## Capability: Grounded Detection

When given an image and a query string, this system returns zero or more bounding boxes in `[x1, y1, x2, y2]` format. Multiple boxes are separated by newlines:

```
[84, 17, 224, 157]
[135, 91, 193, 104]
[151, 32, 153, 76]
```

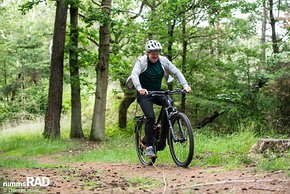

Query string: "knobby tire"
[168, 112, 194, 167]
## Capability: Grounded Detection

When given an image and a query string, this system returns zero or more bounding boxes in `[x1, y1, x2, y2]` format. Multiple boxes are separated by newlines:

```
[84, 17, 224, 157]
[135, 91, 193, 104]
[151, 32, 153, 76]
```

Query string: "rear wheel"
[135, 117, 156, 165]
[168, 112, 194, 167]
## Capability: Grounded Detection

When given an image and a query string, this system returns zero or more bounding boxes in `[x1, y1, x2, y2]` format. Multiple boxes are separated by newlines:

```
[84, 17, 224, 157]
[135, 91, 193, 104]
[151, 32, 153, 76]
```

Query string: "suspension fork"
[165, 108, 188, 142]
[177, 116, 187, 142]
[164, 107, 178, 141]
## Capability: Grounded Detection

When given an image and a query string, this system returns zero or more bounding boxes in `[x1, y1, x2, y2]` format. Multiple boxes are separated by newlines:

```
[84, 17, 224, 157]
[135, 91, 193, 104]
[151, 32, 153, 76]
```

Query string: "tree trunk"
[4, 60, 7, 85]
[90, 0, 112, 141]
[167, 20, 175, 62]
[216, 16, 221, 59]
[69, 2, 83, 138]
[166, 19, 175, 91]
[43, 0, 68, 139]
[3, 61, 8, 101]
[181, 14, 187, 113]
[118, 91, 136, 129]
[260, 0, 267, 64]
[269, 0, 279, 53]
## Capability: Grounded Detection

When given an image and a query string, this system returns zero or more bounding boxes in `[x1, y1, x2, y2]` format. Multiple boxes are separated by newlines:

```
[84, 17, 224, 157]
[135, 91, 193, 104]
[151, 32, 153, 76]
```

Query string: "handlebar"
[147, 89, 187, 96]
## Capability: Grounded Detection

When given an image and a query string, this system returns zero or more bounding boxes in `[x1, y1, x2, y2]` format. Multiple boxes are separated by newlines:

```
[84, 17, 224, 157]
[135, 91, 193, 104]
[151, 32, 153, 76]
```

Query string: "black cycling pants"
[137, 94, 169, 147]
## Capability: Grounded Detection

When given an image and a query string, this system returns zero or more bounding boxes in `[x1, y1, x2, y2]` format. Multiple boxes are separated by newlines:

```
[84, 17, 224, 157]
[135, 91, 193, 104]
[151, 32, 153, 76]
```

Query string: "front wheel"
[168, 112, 194, 167]
[135, 117, 156, 165]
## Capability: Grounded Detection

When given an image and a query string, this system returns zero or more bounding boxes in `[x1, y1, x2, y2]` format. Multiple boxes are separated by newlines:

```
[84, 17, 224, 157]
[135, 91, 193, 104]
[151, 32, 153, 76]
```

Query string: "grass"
[0, 124, 289, 173]
[60, 129, 289, 172]
[0, 130, 80, 168]
[192, 130, 258, 169]
[60, 135, 139, 163]
[127, 177, 162, 189]
[0, 134, 79, 157]
[0, 157, 57, 168]
[258, 155, 290, 172]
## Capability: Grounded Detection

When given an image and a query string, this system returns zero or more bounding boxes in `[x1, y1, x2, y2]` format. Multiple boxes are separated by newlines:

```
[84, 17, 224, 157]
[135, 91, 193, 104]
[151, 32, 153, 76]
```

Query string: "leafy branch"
[19, 0, 46, 15]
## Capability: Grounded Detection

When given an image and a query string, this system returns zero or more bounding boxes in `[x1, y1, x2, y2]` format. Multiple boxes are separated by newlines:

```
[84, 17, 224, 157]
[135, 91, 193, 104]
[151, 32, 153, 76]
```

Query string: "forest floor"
[1, 146, 289, 194]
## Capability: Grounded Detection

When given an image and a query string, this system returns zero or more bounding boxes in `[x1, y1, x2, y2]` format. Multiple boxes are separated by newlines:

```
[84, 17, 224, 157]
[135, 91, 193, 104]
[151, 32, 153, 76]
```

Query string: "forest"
[0, 0, 289, 139]
[0, 0, 289, 193]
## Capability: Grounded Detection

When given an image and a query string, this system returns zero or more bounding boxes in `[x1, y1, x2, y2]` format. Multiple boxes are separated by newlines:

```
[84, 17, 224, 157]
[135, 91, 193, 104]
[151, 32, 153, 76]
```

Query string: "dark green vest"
[139, 57, 164, 90]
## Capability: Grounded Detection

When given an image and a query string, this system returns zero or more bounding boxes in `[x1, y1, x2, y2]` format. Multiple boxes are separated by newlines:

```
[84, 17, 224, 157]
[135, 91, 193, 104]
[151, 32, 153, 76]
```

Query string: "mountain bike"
[134, 89, 194, 167]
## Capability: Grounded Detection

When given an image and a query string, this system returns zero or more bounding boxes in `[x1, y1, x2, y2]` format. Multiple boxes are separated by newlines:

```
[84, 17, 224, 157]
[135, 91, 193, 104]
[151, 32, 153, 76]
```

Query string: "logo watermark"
[1, 176, 50, 193]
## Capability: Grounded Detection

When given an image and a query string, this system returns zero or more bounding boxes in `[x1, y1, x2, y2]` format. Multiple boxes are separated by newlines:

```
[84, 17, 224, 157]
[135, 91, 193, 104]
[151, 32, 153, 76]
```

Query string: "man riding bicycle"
[127, 40, 191, 158]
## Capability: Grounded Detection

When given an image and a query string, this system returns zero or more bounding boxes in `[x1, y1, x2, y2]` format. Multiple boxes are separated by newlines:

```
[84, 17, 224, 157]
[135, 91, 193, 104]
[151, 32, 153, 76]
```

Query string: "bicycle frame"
[152, 91, 184, 144]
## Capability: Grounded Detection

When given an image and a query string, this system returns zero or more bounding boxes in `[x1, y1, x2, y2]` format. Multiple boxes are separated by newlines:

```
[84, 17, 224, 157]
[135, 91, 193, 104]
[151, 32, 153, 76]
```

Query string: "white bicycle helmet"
[145, 40, 162, 52]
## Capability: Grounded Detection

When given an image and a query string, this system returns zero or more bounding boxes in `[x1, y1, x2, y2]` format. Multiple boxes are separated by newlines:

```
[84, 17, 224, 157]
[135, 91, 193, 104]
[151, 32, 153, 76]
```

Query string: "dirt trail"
[1, 156, 289, 194]
[1, 119, 289, 193]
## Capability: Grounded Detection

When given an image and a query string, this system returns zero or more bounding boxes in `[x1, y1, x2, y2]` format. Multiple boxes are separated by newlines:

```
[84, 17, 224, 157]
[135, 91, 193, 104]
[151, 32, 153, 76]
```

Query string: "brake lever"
[181, 89, 188, 94]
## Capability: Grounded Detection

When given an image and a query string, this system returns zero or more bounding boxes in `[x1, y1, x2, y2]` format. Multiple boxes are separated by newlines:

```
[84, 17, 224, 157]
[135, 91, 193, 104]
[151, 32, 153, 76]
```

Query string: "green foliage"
[254, 52, 290, 134]
[19, 0, 44, 15]
[0, 1, 53, 124]
[0, 0, 289, 136]
[0, 80, 48, 124]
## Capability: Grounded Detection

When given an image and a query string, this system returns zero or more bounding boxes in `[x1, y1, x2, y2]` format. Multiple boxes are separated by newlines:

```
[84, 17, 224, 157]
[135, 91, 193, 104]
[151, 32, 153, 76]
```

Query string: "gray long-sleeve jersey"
[126, 54, 189, 90]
